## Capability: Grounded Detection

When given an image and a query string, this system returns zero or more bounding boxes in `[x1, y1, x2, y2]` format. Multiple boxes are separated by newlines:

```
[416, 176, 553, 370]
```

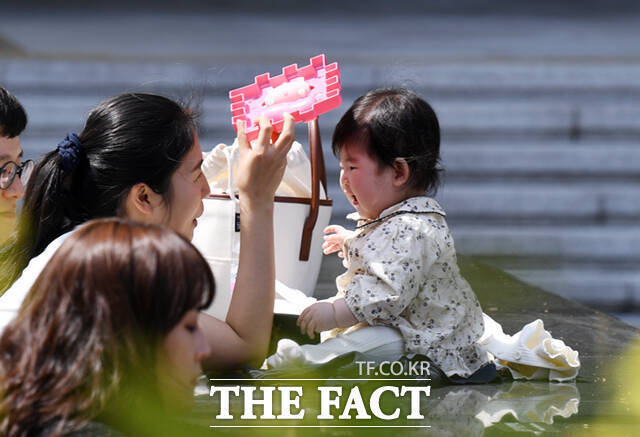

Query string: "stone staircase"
[2, 58, 640, 312]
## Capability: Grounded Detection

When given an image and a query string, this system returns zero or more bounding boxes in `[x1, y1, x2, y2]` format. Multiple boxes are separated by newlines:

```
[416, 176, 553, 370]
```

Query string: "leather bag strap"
[299, 118, 326, 260]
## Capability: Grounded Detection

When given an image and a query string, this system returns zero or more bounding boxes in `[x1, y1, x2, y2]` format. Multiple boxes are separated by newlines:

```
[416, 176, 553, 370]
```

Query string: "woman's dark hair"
[0, 218, 214, 436]
[0, 86, 27, 138]
[332, 88, 442, 194]
[0, 93, 197, 292]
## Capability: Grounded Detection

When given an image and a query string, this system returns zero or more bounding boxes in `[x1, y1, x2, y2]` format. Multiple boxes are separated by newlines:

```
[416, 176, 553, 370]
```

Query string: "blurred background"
[2, 0, 640, 325]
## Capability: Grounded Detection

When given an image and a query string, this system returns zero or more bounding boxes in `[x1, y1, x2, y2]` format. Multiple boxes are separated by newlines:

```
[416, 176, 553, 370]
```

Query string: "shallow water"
[184, 256, 640, 436]
[188, 371, 638, 436]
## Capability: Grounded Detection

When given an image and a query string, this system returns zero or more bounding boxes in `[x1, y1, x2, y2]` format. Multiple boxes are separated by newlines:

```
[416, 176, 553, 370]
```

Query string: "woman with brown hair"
[0, 218, 214, 436]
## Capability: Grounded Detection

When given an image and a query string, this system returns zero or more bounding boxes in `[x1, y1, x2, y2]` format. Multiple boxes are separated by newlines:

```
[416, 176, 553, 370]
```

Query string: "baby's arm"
[297, 298, 358, 339]
[322, 225, 355, 258]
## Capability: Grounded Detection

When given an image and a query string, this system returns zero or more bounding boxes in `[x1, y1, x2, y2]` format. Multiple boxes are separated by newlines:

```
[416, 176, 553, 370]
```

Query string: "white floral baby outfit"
[336, 196, 489, 377]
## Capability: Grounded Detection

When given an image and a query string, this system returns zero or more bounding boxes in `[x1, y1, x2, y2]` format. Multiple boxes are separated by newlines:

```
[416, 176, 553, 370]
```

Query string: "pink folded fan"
[229, 54, 342, 141]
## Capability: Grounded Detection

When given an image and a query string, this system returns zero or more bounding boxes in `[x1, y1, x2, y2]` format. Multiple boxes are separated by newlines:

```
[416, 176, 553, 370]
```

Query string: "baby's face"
[338, 142, 399, 220]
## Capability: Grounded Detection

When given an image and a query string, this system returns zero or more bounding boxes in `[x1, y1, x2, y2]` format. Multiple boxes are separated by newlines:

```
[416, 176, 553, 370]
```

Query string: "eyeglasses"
[0, 160, 35, 190]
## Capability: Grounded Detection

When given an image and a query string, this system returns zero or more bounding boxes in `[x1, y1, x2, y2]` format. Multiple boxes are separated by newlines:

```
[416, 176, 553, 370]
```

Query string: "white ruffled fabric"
[477, 314, 580, 382]
[265, 326, 405, 369]
[273, 280, 318, 315]
[202, 140, 325, 198]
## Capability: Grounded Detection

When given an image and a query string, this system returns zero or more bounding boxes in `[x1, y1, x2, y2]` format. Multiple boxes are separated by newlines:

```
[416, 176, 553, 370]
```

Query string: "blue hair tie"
[57, 132, 83, 172]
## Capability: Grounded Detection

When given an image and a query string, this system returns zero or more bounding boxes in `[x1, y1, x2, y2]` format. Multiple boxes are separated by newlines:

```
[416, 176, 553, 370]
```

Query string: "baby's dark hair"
[332, 88, 442, 194]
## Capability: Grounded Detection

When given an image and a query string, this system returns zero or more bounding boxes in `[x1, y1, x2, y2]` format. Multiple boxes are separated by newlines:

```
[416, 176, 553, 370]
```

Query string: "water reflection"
[426, 382, 580, 436]
[191, 380, 579, 436]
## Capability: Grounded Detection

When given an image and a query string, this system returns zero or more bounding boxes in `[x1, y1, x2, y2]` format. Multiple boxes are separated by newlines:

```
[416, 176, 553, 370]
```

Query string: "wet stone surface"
[191, 255, 640, 435]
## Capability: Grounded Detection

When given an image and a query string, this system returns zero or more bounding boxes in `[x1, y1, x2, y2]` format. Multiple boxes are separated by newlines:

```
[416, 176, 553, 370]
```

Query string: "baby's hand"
[322, 225, 354, 258]
[297, 302, 336, 339]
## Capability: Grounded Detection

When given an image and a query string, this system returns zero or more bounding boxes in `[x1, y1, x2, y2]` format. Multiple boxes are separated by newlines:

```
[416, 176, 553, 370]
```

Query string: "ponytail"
[0, 149, 84, 292]
[0, 93, 197, 294]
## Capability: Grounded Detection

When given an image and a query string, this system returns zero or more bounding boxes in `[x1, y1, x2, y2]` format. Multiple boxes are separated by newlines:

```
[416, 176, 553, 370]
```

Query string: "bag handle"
[299, 118, 327, 261]
[224, 146, 240, 207]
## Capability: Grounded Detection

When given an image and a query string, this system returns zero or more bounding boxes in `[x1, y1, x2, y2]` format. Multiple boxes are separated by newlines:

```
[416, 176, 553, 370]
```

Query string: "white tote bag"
[192, 120, 332, 320]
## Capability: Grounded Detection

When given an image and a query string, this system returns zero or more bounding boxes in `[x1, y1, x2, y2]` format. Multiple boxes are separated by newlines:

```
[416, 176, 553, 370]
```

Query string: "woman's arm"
[201, 115, 295, 370]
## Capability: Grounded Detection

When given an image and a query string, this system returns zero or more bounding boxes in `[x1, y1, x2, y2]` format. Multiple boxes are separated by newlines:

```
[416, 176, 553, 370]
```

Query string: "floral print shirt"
[337, 196, 488, 377]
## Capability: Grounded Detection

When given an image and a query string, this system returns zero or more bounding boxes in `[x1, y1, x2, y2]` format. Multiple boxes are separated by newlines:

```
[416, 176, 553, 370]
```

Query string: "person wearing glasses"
[0, 86, 32, 245]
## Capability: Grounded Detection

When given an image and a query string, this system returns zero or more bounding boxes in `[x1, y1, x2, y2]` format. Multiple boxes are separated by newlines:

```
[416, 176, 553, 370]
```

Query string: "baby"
[296, 88, 488, 377]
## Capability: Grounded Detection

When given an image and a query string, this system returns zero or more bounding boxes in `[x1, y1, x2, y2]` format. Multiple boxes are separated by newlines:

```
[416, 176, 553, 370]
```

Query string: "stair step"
[501, 266, 640, 308]
[6, 59, 640, 91]
[15, 87, 640, 141]
[451, 225, 640, 260]
[327, 180, 640, 220]
[322, 142, 640, 178]
[324, 219, 640, 261]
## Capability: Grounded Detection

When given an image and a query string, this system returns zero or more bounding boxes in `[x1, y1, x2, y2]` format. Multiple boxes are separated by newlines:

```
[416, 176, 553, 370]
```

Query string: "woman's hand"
[203, 114, 294, 369]
[322, 225, 354, 258]
[235, 115, 295, 208]
[297, 301, 337, 339]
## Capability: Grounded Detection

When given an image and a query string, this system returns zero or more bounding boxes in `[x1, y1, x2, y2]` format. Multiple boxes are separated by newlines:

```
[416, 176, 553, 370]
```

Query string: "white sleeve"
[0, 233, 69, 333]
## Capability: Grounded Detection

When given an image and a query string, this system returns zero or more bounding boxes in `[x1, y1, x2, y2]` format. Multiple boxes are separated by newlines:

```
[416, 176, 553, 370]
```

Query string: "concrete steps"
[448, 224, 640, 260]
[440, 143, 640, 179]
[330, 180, 640, 223]
[3, 58, 640, 311]
[7, 60, 640, 89]
[503, 265, 640, 308]
[16, 94, 640, 142]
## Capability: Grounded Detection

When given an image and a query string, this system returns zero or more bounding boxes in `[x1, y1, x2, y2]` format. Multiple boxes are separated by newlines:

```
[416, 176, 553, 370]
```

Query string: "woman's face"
[163, 133, 210, 240]
[156, 309, 211, 409]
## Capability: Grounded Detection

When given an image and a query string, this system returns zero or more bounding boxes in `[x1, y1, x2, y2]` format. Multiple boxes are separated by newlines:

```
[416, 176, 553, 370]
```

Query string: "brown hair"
[0, 218, 214, 436]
